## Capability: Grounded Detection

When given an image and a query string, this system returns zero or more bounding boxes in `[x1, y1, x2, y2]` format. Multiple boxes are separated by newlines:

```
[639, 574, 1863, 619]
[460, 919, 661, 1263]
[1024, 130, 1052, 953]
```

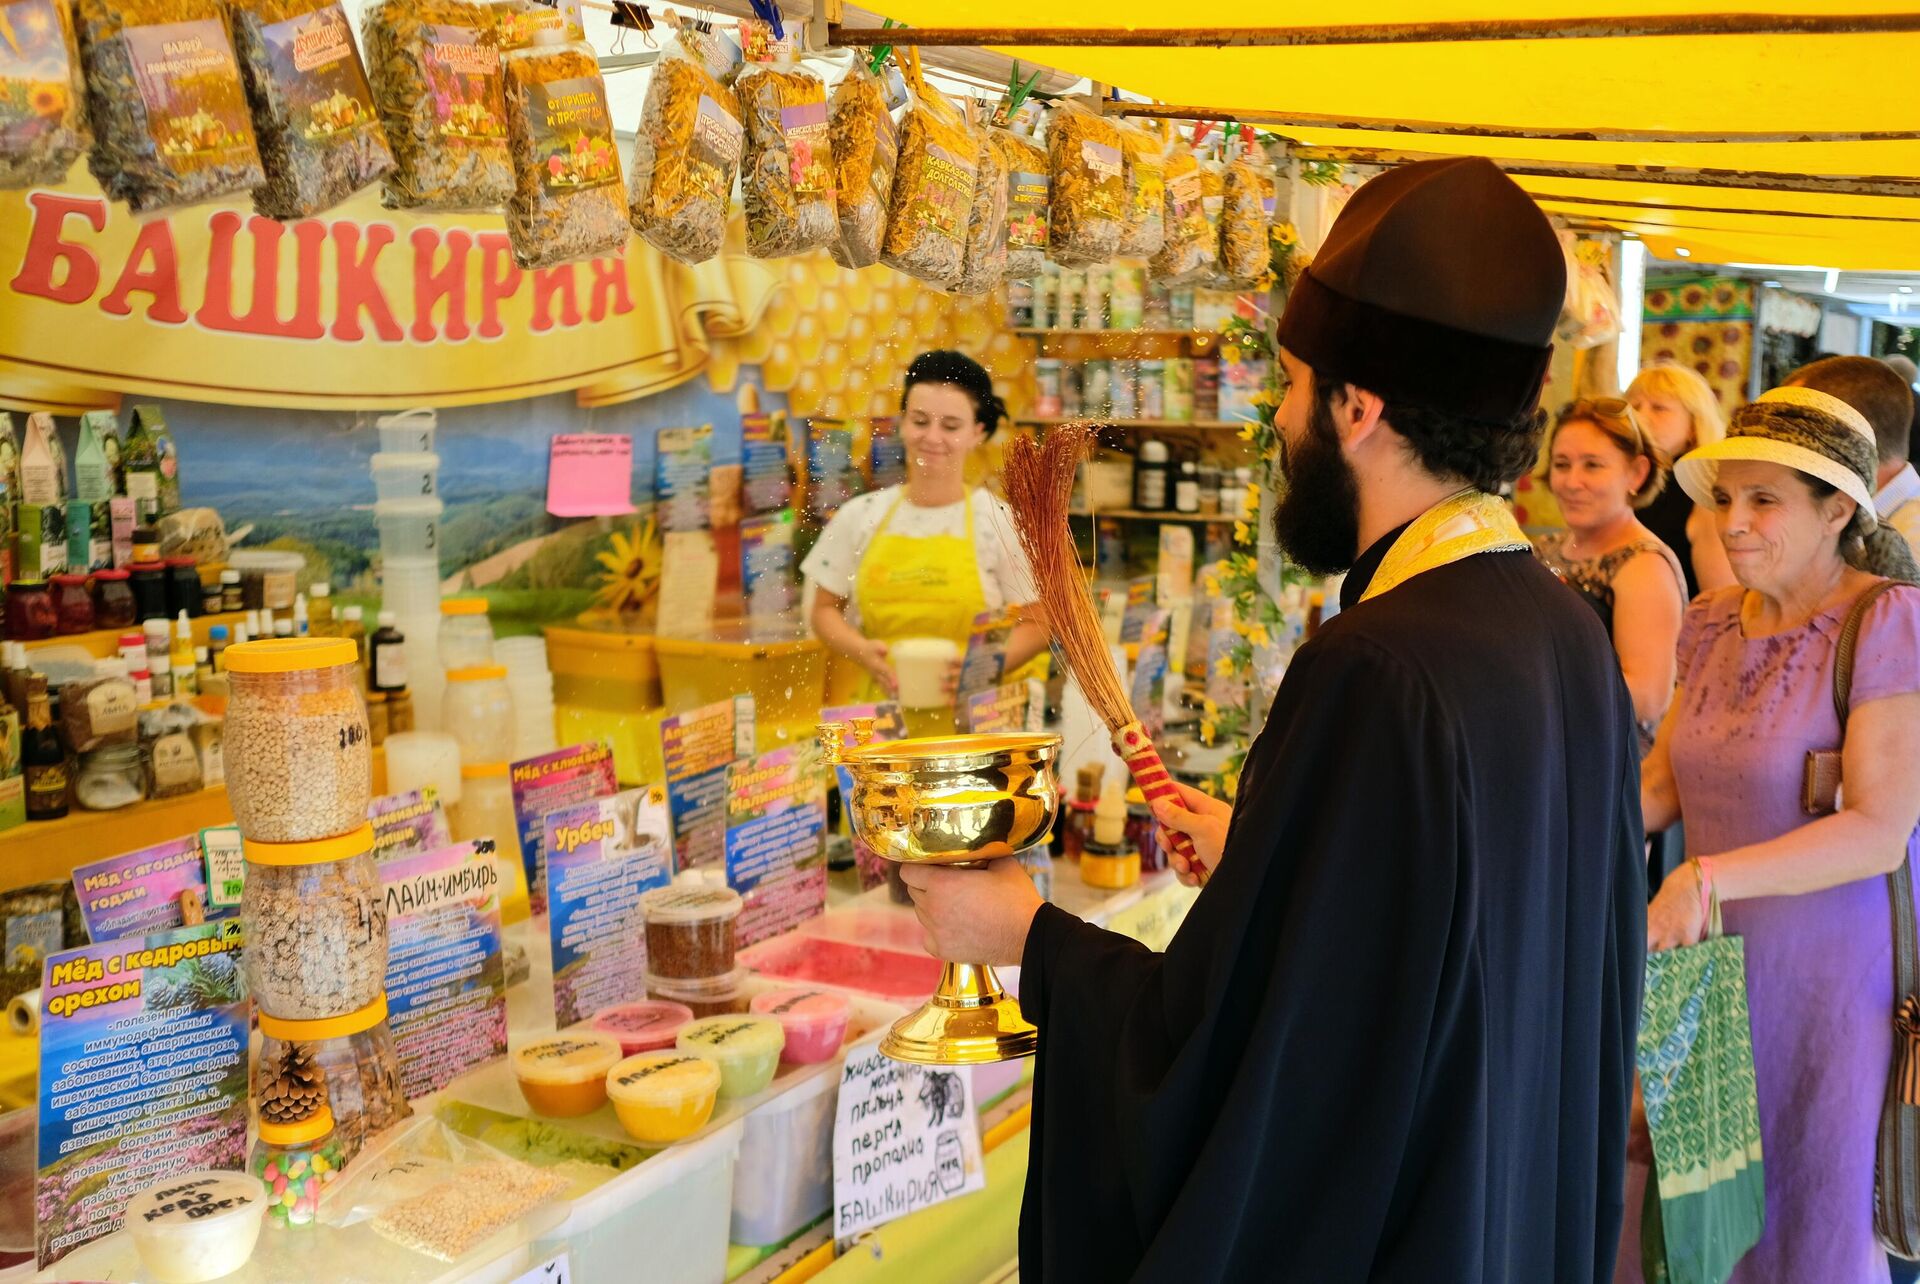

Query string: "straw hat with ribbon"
[1674, 385, 1920, 582]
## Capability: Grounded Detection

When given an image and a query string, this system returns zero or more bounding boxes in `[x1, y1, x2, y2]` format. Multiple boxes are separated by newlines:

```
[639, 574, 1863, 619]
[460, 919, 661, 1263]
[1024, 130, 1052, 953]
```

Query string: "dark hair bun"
[902, 349, 1004, 433]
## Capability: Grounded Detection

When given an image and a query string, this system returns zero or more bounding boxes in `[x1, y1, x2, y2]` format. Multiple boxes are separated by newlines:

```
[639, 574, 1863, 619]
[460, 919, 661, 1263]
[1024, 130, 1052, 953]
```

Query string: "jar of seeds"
[224, 639, 370, 842]
[241, 825, 388, 1020]
[254, 996, 411, 1166]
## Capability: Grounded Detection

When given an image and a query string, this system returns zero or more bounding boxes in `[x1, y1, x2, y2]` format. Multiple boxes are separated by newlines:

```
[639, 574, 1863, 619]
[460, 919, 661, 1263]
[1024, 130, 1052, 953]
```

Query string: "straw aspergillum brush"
[1003, 423, 1210, 885]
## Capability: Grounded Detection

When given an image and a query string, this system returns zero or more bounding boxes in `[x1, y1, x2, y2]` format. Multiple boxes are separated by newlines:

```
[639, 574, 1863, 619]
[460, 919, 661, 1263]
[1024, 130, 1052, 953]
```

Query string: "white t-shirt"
[801, 486, 1037, 628]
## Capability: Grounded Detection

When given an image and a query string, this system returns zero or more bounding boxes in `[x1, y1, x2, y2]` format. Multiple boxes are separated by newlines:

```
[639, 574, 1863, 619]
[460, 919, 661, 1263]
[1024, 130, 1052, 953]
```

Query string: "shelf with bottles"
[1018, 418, 1248, 433]
[1068, 509, 1230, 524]
[1006, 262, 1252, 336]
[19, 611, 252, 660]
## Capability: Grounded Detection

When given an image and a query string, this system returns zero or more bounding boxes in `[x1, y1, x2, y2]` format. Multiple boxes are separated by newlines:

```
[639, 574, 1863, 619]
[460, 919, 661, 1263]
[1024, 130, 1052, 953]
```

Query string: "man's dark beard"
[1271, 394, 1362, 576]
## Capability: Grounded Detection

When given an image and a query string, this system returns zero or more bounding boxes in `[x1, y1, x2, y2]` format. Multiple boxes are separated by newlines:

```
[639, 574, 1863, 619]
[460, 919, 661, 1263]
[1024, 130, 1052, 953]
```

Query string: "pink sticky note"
[547, 433, 636, 516]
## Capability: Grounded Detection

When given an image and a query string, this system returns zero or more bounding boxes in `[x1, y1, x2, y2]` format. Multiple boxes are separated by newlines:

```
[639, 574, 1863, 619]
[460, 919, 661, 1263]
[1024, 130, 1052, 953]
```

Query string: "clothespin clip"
[867, 17, 895, 74]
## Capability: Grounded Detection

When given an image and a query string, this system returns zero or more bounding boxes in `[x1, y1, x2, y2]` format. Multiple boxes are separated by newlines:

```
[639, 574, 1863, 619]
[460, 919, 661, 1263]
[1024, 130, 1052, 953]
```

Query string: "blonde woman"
[1627, 362, 1735, 596]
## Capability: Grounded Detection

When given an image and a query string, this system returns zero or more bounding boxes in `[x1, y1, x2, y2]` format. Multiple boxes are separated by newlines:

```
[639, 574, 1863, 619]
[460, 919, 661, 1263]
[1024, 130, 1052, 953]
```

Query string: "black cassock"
[1019, 532, 1646, 1282]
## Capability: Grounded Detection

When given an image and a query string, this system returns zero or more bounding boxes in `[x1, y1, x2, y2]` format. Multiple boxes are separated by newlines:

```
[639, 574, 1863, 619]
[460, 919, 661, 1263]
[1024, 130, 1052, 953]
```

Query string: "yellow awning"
[861, 2, 1920, 269]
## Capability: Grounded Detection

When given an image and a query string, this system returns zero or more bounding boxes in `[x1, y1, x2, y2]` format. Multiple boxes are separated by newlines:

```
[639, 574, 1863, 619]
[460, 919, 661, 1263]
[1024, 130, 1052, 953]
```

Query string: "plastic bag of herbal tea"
[1045, 97, 1124, 266]
[880, 51, 974, 286]
[480, 0, 581, 54]
[1115, 117, 1166, 258]
[1149, 134, 1214, 285]
[362, 0, 512, 210]
[949, 118, 1009, 296]
[826, 56, 897, 269]
[627, 22, 741, 266]
[990, 123, 1048, 279]
[501, 34, 625, 269]
[731, 23, 835, 258]
[0, 0, 91, 189]
[229, 0, 393, 219]
[1218, 133, 1276, 286]
[75, 0, 263, 213]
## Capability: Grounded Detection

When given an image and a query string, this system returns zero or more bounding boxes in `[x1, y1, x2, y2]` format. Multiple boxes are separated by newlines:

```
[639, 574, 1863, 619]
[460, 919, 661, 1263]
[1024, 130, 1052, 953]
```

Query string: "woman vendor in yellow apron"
[802, 350, 1049, 738]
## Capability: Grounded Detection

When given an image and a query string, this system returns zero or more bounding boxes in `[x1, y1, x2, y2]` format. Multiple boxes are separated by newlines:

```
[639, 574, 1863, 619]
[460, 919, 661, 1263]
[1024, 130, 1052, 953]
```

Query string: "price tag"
[512, 1250, 570, 1284]
[200, 827, 245, 910]
[831, 1035, 985, 1239]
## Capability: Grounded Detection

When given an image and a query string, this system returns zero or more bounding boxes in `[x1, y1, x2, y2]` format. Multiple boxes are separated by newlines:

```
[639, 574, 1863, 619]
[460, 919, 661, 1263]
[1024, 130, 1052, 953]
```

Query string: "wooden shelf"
[1069, 509, 1230, 524]
[1014, 328, 1216, 340]
[1017, 418, 1247, 431]
[24, 611, 252, 660]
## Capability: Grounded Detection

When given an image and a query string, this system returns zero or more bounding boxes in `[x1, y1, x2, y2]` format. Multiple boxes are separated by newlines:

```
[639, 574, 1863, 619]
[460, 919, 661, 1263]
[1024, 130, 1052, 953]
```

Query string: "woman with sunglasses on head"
[1534, 398, 1688, 755]
[1628, 361, 1737, 596]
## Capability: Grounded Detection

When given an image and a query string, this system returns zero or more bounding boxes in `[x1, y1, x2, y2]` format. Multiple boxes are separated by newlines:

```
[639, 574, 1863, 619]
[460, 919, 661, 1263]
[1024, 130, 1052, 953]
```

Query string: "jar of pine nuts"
[223, 639, 371, 842]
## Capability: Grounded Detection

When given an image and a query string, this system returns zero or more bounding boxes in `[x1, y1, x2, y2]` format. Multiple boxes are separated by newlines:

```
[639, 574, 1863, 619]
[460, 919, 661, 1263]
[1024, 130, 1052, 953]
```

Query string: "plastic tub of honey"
[511, 1034, 623, 1116]
[594, 1000, 695, 1055]
[748, 988, 851, 1064]
[125, 1170, 265, 1283]
[1080, 840, 1140, 890]
[676, 1016, 785, 1099]
[606, 1052, 722, 1145]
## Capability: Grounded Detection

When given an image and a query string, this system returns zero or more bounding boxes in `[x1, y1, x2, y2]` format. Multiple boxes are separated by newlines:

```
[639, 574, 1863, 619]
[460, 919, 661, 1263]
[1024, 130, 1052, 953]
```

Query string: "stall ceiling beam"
[827, 13, 1920, 49]
[1105, 102, 1920, 147]
[1289, 144, 1920, 198]
[1523, 190, 1920, 224]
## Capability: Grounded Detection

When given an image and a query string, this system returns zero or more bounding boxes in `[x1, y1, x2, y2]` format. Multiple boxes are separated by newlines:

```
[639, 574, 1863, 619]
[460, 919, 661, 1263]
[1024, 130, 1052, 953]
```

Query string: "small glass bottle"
[24, 678, 68, 821]
[220, 569, 244, 613]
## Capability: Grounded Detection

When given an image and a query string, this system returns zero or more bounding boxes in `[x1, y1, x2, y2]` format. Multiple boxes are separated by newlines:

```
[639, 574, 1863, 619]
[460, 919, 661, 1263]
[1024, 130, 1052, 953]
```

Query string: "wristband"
[1693, 856, 1715, 922]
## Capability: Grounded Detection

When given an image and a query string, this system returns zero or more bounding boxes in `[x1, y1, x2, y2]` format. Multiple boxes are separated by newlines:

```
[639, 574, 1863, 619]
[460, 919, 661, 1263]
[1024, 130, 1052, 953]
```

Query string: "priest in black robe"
[901, 155, 1646, 1282]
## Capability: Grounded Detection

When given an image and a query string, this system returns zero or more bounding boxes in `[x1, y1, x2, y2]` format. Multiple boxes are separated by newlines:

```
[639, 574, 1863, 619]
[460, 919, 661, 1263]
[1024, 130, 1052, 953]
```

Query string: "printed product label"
[916, 140, 969, 245]
[150, 735, 197, 790]
[123, 19, 257, 177]
[867, 110, 897, 205]
[781, 98, 829, 194]
[1080, 138, 1122, 218]
[259, 3, 377, 142]
[83, 683, 136, 739]
[5, 910, 61, 973]
[373, 640, 407, 689]
[1130, 156, 1164, 223]
[1168, 168, 1203, 235]
[424, 23, 505, 142]
[527, 75, 617, 192]
[125, 470, 158, 504]
[1006, 168, 1047, 249]
[689, 94, 742, 201]
[0, 0, 73, 157]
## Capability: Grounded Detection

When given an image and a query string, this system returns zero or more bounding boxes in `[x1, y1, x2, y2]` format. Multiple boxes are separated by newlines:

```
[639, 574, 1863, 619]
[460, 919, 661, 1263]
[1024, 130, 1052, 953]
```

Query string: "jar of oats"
[241, 825, 388, 1020]
[223, 640, 370, 842]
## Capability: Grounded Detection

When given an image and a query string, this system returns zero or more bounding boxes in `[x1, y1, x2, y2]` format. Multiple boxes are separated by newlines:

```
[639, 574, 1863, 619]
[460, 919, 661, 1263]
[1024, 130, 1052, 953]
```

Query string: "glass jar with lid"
[253, 995, 411, 1165]
[442, 665, 515, 763]
[223, 638, 370, 841]
[75, 743, 146, 811]
[438, 598, 496, 669]
[92, 569, 136, 630]
[165, 557, 202, 618]
[50, 574, 94, 634]
[250, 1107, 344, 1228]
[5, 581, 55, 640]
[128, 562, 169, 621]
[240, 825, 387, 1020]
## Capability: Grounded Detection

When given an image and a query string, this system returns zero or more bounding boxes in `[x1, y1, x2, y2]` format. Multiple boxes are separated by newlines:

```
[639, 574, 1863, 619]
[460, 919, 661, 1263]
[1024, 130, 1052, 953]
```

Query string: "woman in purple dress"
[1619, 386, 1920, 1282]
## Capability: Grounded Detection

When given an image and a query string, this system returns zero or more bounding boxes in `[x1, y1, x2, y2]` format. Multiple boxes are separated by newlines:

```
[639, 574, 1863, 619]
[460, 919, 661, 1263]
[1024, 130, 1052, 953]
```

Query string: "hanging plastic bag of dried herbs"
[826, 56, 896, 270]
[1219, 132, 1276, 286]
[1115, 117, 1166, 259]
[1046, 98, 1124, 267]
[949, 118, 1008, 296]
[1149, 133, 1214, 285]
[481, 0, 580, 54]
[501, 33, 626, 269]
[362, 0, 513, 210]
[0, 0, 91, 189]
[880, 48, 974, 286]
[990, 124, 1047, 280]
[628, 22, 740, 266]
[75, 0, 264, 214]
[732, 31, 834, 259]
[230, 0, 393, 220]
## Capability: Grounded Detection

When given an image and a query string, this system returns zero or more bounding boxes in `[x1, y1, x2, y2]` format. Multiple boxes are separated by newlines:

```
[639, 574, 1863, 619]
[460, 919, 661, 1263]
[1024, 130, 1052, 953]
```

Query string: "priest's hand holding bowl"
[1151, 782, 1232, 888]
[899, 859, 1043, 967]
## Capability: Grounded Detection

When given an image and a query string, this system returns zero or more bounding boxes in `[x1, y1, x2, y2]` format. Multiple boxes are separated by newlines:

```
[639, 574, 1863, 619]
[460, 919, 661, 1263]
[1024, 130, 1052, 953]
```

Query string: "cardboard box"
[16, 503, 67, 581]
[110, 497, 136, 569]
[67, 500, 112, 572]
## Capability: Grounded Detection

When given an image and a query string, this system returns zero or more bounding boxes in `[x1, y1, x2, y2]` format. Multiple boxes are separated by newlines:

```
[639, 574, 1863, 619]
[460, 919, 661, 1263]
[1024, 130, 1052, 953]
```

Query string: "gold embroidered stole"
[1358, 490, 1530, 604]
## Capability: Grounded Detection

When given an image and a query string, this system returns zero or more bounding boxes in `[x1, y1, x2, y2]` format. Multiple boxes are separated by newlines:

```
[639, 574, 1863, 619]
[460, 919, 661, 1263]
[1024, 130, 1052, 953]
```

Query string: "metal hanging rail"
[825, 13, 1920, 49]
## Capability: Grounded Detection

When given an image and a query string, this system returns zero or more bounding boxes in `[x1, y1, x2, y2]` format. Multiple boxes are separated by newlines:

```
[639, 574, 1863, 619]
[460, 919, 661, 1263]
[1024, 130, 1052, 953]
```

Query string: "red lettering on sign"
[411, 227, 471, 343]
[331, 223, 402, 342]
[9, 192, 106, 304]
[100, 219, 186, 324]
[477, 232, 519, 340]
[529, 264, 580, 333]
[197, 215, 326, 339]
[587, 254, 632, 322]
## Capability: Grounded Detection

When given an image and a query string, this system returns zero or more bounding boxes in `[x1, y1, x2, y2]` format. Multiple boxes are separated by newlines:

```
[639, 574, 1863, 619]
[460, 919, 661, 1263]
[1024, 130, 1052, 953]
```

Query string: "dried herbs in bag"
[230, 0, 393, 219]
[1219, 135, 1276, 286]
[1149, 135, 1213, 284]
[881, 51, 973, 285]
[75, 0, 263, 214]
[502, 35, 625, 269]
[627, 23, 741, 266]
[733, 37, 833, 259]
[826, 58, 895, 269]
[1116, 118, 1165, 258]
[0, 0, 90, 189]
[950, 121, 1008, 296]
[1045, 98, 1123, 266]
[481, 0, 580, 54]
[362, 0, 512, 210]
[990, 124, 1047, 280]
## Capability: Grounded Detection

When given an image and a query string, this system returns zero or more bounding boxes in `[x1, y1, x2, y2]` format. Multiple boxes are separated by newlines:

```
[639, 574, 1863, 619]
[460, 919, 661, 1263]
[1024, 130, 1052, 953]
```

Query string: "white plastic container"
[375, 496, 444, 560]
[370, 451, 439, 501]
[375, 409, 436, 454]
[380, 555, 441, 620]
[439, 598, 496, 669]
[443, 665, 516, 763]
[891, 636, 960, 709]
[729, 1064, 836, 1246]
[124, 1170, 266, 1283]
[383, 730, 463, 805]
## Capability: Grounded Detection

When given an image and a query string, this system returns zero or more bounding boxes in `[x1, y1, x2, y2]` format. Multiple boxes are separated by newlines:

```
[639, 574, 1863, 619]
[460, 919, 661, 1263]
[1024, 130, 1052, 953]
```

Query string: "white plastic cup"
[370, 451, 439, 501]
[890, 637, 960, 710]
[376, 409, 436, 454]
[384, 731, 463, 805]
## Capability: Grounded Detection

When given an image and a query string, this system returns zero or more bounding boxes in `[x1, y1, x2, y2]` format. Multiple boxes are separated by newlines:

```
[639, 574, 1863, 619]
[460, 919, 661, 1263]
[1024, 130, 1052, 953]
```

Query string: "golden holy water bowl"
[819, 726, 1061, 866]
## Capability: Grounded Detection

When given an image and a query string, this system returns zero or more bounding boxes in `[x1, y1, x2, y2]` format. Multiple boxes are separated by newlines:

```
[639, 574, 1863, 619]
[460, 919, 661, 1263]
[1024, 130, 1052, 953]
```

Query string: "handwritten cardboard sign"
[832, 1035, 985, 1239]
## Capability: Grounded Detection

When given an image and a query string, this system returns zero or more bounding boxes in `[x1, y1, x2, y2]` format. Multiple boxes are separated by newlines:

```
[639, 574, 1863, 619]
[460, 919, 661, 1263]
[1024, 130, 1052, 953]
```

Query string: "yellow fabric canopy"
[864, 1, 1920, 269]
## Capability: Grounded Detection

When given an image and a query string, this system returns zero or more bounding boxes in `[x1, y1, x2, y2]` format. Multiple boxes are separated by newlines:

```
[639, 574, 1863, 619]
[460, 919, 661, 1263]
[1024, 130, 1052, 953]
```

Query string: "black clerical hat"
[1276, 156, 1565, 422]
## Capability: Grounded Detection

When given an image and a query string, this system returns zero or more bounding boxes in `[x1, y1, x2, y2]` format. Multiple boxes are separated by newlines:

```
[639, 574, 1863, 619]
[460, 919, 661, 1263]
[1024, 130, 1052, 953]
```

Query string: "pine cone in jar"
[261, 1041, 328, 1125]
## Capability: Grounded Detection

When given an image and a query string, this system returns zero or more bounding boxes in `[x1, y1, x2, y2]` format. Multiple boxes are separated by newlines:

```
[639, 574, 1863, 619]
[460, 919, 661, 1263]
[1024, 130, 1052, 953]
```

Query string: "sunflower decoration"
[593, 515, 663, 614]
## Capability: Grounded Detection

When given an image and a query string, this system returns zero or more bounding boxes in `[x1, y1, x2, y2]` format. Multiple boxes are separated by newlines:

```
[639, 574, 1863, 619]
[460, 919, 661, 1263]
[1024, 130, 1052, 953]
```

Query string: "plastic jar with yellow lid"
[241, 825, 388, 1020]
[223, 638, 370, 841]
[254, 994, 410, 1164]
[443, 665, 516, 763]
[438, 597, 496, 670]
[250, 1107, 343, 1228]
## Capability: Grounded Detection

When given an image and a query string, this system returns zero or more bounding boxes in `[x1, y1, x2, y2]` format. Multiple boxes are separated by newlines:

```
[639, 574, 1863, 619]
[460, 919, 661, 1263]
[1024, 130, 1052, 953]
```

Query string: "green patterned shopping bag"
[1638, 926, 1766, 1284]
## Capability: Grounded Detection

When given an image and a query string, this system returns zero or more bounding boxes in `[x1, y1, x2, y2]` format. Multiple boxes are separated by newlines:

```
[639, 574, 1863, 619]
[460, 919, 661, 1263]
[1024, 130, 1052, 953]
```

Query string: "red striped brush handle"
[1112, 721, 1210, 886]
